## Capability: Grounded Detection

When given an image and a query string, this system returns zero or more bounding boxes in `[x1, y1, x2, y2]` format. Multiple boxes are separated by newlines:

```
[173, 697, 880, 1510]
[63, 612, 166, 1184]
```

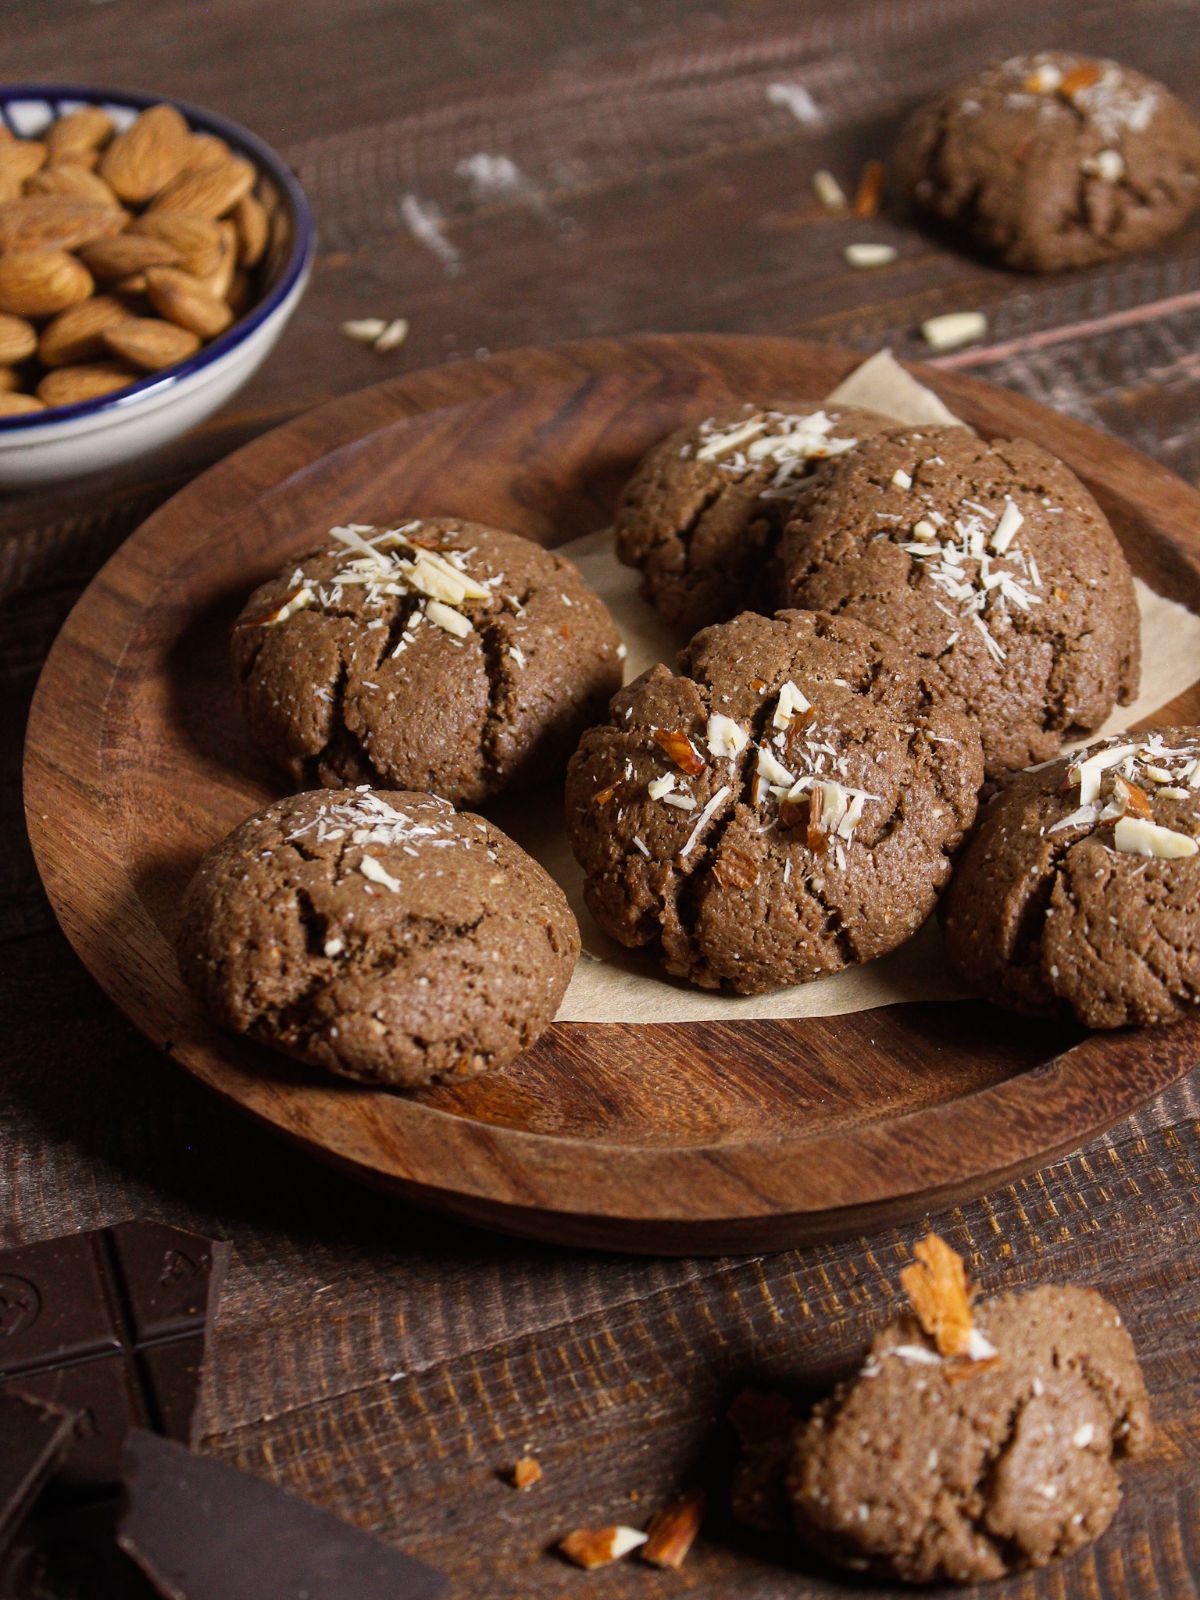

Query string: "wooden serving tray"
[23, 335, 1200, 1254]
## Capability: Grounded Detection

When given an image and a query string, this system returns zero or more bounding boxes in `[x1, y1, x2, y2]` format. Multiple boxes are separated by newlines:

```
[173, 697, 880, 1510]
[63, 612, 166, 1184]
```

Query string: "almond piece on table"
[128, 212, 222, 277]
[103, 315, 200, 371]
[144, 266, 233, 338]
[100, 103, 190, 203]
[0, 140, 47, 202]
[81, 232, 184, 280]
[26, 162, 122, 208]
[38, 361, 137, 408]
[0, 195, 125, 253]
[45, 105, 115, 163]
[39, 295, 133, 367]
[0, 391, 46, 416]
[149, 155, 256, 219]
[558, 1527, 648, 1570]
[233, 192, 268, 267]
[0, 250, 93, 317]
[641, 1492, 705, 1569]
[0, 312, 37, 365]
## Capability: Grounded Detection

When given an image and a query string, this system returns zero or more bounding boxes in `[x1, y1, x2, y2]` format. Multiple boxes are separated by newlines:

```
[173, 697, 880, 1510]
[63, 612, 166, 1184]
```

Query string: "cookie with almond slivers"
[176, 788, 579, 1087]
[942, 727, 1200, 1027]
[613, 402, 893, 636]
[232, 517, 623, 808]
[565, 608, 983, 993]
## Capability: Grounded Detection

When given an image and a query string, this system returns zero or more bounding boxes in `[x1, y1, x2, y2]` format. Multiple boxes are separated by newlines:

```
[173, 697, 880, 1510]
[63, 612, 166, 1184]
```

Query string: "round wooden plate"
[23, 335, 1200, 1254]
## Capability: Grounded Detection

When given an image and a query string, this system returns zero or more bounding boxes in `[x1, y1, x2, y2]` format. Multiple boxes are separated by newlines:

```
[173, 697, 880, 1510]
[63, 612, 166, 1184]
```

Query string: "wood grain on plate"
[22, 334, 1200, 1253]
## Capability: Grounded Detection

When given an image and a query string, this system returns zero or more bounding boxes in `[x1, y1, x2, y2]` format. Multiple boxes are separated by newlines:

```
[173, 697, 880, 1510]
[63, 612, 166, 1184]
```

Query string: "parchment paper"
[500, 352, 1200, 1025]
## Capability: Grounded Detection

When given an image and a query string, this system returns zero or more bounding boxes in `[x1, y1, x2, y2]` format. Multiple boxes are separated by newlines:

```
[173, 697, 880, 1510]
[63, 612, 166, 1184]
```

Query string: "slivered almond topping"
[641, 1492, 705, 1570]
[1113, 775, 1153, 819]
[1113, 816, 1199, 859]
[591, 785, 616, 807]
[812, 169, 847, 211]
[772, 680, 811, 730]
[654, 727, 705, 775]
[1058, 61, 1102, 98]
[558, 1526, 647, 1570]
[237, 586, 314, 627]
[853, 159, 884, 218]
[711, 846, 759, 890]
[899, 1233, 975, 1359]
[1025, 62, 1063, 92]
[510, 1455, 542, 1490]
[706, 712, 749, 760]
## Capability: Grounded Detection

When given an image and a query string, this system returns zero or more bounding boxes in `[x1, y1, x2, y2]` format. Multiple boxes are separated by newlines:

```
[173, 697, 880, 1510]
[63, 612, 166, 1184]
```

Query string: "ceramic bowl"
[0, 85, 314, 489]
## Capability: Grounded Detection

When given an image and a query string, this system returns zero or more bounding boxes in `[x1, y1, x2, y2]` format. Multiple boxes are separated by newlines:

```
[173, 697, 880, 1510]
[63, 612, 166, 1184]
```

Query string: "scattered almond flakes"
[591, 785, 616, 807]
[920, 310, 987, 353]
[899, 1233, 975, 1359]
[641, 1491, 705, 1570]
[844, 242, 897, 269]
[711, 845, 759, 890]
[812, 169, 847, 211]
[653, 727, 706, 776]
[558, 1526, 647, 1570]
[1113, 775, 1153, 819]
[510, 1454, 542, 1490]
[853, 158, 884, 218]
[1058, 61, 1102, 98]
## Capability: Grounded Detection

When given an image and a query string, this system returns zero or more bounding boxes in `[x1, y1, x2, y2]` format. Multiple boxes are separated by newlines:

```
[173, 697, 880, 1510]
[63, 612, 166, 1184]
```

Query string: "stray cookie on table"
[892, 52, 1200, 271]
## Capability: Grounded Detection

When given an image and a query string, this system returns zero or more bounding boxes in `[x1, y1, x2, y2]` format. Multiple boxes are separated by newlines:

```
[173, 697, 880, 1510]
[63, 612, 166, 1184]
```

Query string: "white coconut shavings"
[679, 785, 732, 858]
[766, 81, 824, 125]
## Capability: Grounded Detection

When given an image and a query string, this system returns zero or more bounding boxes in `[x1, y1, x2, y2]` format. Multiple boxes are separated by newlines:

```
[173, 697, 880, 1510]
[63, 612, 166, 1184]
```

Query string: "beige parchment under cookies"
[496, 352, 1200, 1025]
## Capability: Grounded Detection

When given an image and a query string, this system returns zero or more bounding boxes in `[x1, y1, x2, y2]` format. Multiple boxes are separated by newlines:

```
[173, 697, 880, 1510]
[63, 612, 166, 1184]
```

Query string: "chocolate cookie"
[232, 518, 623, 807]
[892, 53, 1200, 271]
[176, 788, 579, 1087]
[565, 609, 983, 993]
[614, 403, 893, 636]
[780, 426, 1140, 777]
[942, 726, 1200, 1027]
[789, 1281, 1151, 1584]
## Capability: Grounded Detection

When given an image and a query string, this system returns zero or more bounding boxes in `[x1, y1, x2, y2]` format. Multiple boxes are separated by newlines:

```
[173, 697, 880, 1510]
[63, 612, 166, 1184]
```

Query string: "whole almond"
[144, 266, 233, 338]
[227, 268, 255, 316]
[26, 162, 121, 207]
[103, 315, 200, 371]
[39, 295, 132, 367]
[182, 132, 231, 173]
[100, 104, 189, 204]
[233, 192, 267, 267]
[0, 195, 125, 253]
[205, 221, 237, 299]
[0, 391, 46, 415]
[80, 232, 182, 279]
[45, 105, 115, 163]
[129, 211, 222, 276]
[0, 141, 47, 202]
[38, 361, 136, 407]
[149, 155, 255, 219]
[0, 367, 20, 393]
[0, 250, 93, 317]
[0, 312, 37, 365]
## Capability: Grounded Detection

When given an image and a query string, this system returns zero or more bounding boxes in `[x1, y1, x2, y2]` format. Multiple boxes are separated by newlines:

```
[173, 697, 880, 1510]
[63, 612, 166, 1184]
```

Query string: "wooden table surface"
[4, 2, 1199, 1595]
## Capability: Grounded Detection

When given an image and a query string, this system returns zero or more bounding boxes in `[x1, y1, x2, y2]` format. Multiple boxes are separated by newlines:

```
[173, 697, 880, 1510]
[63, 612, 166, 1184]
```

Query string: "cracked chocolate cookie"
[565, 609, 983, 993]
[780, 426, 1140, 777]
[789, 1271, 1150, 1584]
[892, 52, 1200, 271]
[942, 726, 1200, 1027]
[231, 517, 624, 807]
[176, 787, 579, 1087]
[613, 403, 893, 636]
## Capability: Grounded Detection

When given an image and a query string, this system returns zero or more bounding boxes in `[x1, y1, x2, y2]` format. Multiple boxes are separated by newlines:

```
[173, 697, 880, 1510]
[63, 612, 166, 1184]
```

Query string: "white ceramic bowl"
[0, 86, 315, 489]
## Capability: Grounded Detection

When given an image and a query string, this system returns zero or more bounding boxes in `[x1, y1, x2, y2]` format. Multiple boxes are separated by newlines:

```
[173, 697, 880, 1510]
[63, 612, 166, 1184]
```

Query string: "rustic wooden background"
[4, 1, 1199, 1595]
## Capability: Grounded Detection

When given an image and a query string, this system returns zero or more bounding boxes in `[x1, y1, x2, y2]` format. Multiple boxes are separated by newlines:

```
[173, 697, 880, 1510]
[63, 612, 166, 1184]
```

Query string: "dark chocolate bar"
[0, 1393, 79, 1557]
[119, 1431, 447, 1600]
[0, 1222, 230, 1496]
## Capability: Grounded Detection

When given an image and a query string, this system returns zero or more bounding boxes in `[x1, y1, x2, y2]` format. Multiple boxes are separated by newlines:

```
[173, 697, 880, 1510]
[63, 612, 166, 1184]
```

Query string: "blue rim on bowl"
[0, 83, 316, 432]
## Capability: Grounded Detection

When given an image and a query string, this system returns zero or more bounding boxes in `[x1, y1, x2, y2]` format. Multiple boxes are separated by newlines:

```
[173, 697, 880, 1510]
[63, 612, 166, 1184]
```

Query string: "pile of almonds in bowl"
[0, 103, 271, 415]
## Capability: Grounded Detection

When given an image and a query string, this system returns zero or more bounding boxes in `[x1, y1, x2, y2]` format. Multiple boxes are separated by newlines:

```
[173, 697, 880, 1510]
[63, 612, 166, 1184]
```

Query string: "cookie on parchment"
[788, 1244, 1151, 1584]
[892, 52, 1200, 271]
[565, 609, 983, 994]
[232, 518, 623, 807]
[176, 788, 579, 1088]
[613, 403, 893, 636]
[941, 726, 1200, 1027]
[780, 426, 1140, 777]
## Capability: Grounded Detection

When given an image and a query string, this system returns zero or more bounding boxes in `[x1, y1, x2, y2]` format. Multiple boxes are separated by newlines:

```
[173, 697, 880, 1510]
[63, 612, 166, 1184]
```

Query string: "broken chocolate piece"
[118, 1432, 447, 1600]
[0, 1221, 230, 1495]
